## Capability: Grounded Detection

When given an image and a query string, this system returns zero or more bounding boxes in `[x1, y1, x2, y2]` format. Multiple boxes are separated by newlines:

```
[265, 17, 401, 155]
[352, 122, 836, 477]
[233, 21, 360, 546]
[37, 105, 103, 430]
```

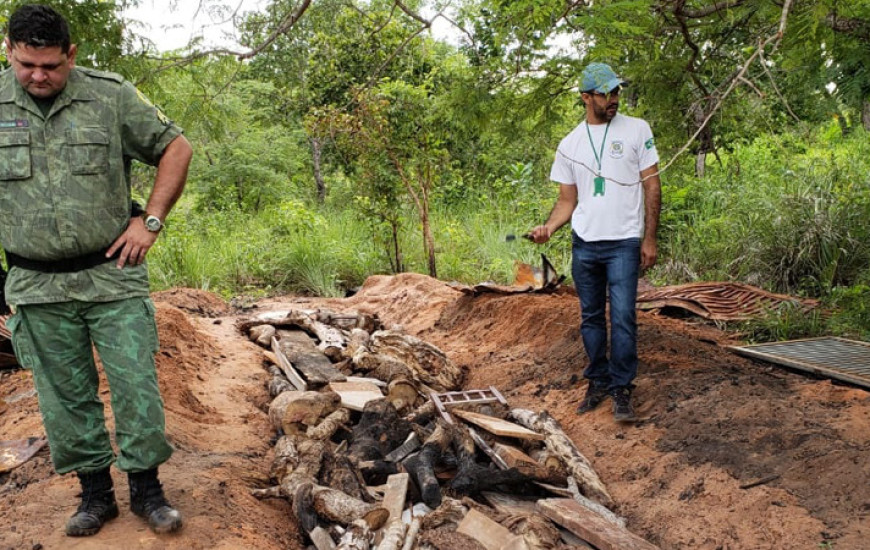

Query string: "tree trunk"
[311, 136, 326, 203]
[695, 151, 706, 178]
[863, 98, 870, 132]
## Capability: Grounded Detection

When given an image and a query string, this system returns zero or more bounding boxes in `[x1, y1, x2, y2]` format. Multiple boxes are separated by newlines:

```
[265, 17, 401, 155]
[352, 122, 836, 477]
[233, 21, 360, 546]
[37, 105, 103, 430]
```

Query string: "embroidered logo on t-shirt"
[645, 138, 655, 150]
[609, 140, 624, 158]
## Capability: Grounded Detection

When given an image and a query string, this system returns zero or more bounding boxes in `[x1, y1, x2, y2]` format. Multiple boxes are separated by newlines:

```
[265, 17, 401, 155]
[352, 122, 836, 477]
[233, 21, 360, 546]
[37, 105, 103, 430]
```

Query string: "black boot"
[65, 468, 120, 536]
[129, 468, 183, 533]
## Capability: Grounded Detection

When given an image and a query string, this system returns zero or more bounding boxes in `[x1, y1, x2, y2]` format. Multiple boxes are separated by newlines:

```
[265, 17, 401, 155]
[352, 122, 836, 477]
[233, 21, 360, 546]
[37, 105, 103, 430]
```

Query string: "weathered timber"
[349, 400, 413, 466]
[345, 328, 372, 360]
[400, 516, 422, 550]
[502, 513, 563, 550]
[481, 492, 538, 516]
[238, 309, 350, 357]
[362, 330, 462, 392]
[294, 482, 318, 533]
[420, 497, 467, 530]
[494, 443, 568, 485]
[384, 433, 421, 463]
[386, 378, 419, 412]
[448, 425, 537, 497]
[328, 381, 384, 412]
[537, 498, 660, 550]
[377, 520, 407, 550]
[510, 408, 612, 507]
[271, 335, 307, 391]
[277, 329, 346, 387]
[403, 422, 450, 508]
[252, 438, 326, 500]
[307, 408, 352, 441]
[249, 324, 276, 347]
[381, 473, 409, 524]
[456, 508, 529, 550]
[566, 476, 626, 528]
[314, 310, 380, 333]
[269, 390, 340, 436]
[320, 452, 370, 502]
[266, 364, 295, 397]
[311, 485, 389, 529]
[404, 400, 437, 426]
[452, 409, 545, 441]
[310, 526, 338, 550]
[279, 439, 327, 497]
[269, 436, 299, 482]
[337, 519, 371, 550]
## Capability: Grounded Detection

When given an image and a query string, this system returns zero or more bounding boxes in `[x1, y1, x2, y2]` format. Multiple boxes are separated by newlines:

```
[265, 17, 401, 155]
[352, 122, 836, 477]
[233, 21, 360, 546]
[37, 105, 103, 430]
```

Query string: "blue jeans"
[571, 234, 640, 391]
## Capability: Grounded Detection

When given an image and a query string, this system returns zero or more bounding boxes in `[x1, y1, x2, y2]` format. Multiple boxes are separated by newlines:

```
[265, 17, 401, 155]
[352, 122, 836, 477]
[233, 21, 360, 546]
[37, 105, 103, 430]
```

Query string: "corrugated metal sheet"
[730, 337, 870, 389]
[637, 282, 819, 321]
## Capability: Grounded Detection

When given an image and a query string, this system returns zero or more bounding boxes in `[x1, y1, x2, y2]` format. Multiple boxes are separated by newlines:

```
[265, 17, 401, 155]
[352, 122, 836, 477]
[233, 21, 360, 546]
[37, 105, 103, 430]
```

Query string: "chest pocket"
[67, 126, 109, 175]
[0, 130, 32, 180]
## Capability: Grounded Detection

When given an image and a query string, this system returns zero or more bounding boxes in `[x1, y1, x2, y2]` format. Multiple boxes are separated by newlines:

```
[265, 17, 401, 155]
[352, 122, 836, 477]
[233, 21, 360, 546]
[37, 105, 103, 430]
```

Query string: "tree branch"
[676, 0, 747, 19]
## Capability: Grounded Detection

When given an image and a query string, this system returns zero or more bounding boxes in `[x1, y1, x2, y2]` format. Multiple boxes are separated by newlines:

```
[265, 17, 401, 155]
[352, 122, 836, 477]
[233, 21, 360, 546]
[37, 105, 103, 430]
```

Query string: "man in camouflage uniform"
[1, 5, 192, 536]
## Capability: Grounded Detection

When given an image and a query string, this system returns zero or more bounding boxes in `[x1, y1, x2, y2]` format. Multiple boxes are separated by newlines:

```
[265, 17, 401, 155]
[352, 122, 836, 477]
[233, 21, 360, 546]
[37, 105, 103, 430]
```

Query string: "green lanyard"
[586, 120, 611, 196]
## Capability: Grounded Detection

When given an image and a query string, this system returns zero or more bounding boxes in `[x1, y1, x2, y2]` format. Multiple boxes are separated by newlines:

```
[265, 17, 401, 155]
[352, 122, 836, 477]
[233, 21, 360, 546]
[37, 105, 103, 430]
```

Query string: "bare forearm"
[145, 135, 193, 219]
[642, 168, 661, 241]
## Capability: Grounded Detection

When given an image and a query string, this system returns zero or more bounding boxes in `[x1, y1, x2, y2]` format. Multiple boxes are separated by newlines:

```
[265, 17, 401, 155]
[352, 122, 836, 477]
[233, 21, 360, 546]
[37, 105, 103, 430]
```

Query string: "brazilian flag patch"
[645, 138, 655, 150]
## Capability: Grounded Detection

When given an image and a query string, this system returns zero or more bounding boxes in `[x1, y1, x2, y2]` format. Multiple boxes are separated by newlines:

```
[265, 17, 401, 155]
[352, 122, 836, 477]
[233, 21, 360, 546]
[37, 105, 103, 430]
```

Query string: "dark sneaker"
[576, 383, 609, 414]
[612, 387, 637, 422]
[65, 469, 120, 536]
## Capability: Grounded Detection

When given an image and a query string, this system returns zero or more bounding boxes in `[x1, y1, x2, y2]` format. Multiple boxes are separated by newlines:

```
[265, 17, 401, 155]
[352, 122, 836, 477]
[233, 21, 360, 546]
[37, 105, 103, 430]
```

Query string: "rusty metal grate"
[730, 337, 870, 389]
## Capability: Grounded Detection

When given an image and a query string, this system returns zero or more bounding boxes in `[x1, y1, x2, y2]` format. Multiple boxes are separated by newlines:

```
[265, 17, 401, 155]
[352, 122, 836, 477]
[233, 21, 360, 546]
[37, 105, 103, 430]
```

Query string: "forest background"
[1, 0, 869, 342]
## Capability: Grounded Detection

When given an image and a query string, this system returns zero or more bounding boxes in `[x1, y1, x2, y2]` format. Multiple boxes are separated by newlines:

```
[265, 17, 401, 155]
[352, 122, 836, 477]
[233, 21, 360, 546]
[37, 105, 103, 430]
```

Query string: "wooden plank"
[271, 336, 307, 391]
[381, 473, 409, 525]
[310, 526, 337, 550]
[481, 492, 537, 516]
[328, 381, 384, 411]
[452, 409, 545, 441]
[537, 498, 659, 550]
[277, 330, 346, 388]
[456, 508, 528, 550]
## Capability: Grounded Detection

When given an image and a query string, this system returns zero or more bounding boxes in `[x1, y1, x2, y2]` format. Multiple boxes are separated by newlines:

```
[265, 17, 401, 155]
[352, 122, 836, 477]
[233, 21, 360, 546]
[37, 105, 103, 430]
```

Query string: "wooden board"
[452, 409, 545, 441]
[481, 492, 538, 516]
[271, 336, 307, 391]
[382, 473, 409, 524]
[277, 330, 346, 387]
[328, 381, 384, 411]
[537, 498, 659, 550]
[456, 508, 528, 550]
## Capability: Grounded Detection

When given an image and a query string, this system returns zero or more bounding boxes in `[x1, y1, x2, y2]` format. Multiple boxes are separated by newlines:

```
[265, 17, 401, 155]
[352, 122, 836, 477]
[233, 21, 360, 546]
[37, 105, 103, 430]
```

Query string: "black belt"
[3, 202, 144, 274]
[6, 247, 120, 273]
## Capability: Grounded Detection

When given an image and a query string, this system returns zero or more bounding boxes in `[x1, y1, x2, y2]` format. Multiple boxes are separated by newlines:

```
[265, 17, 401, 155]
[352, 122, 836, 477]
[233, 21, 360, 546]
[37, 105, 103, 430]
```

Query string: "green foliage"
[656, 126, 870, 298]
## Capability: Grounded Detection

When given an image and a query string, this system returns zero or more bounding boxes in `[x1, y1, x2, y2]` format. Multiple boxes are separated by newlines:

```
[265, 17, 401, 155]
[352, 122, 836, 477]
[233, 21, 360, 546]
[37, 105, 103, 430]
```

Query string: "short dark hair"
[7, 4, 71, 53]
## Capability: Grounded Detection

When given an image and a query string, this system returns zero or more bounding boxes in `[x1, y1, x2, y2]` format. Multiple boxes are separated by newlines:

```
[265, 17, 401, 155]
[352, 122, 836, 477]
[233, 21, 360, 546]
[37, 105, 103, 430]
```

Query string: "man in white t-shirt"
[529, 62, 661, 422]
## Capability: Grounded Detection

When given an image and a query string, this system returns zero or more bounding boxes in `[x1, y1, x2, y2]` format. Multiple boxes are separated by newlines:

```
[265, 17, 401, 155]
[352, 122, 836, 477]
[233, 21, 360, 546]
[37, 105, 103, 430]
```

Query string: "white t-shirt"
[549, 113, 659, 241]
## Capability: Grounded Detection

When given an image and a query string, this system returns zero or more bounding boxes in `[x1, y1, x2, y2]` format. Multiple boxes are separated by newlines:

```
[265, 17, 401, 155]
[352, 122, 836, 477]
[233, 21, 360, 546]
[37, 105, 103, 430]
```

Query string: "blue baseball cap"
[580, 63, 627, 94]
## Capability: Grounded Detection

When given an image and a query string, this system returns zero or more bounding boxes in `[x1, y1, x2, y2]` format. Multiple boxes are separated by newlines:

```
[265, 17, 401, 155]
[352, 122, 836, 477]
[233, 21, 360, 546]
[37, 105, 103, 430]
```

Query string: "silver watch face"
[145, 215, 162, 232]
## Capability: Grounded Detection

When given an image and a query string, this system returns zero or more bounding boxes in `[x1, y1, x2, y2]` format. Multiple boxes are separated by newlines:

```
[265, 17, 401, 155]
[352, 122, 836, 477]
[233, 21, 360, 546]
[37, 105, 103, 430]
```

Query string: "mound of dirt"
[2, 276, 869, 550]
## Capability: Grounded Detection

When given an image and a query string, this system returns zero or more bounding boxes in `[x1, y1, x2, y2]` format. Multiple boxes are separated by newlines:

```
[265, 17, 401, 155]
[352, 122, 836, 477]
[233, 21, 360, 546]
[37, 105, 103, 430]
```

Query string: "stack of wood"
[238, 308, 659, 550]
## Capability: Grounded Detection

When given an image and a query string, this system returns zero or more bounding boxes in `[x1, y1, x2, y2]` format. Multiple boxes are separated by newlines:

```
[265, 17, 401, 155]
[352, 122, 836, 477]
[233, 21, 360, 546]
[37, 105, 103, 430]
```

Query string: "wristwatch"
[143, 213, 164, 233]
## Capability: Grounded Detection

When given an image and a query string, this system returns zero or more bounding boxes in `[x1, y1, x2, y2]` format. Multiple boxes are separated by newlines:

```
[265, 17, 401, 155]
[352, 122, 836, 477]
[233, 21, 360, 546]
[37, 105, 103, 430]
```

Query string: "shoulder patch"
[135, 88, 172, 125]
[645, 137, 655, 150]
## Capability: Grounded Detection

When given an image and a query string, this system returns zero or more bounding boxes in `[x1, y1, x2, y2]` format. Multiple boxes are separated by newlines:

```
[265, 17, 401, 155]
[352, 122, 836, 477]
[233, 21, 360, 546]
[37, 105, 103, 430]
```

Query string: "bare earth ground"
[2, 274, 869, 549]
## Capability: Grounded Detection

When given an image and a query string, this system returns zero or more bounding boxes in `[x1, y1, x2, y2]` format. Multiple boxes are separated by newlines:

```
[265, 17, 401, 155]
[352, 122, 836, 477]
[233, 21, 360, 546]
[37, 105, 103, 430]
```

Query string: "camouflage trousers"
[6, 297, 173, 474]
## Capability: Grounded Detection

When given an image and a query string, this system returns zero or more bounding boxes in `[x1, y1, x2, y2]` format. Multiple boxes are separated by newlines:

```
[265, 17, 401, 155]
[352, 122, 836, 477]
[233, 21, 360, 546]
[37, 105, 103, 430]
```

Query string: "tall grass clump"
[149, 200, 388, 297]
[658, 124, 870, 298]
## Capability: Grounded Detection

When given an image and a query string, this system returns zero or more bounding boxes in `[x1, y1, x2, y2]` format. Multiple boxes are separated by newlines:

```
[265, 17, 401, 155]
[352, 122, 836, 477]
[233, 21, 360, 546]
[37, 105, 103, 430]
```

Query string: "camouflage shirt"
[0, 66, 183, 305]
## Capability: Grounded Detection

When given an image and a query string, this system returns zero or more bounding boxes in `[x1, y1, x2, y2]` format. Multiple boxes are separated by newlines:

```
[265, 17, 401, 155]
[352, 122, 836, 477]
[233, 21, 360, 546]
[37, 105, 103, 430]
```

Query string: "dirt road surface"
[1, 274, 868, 549]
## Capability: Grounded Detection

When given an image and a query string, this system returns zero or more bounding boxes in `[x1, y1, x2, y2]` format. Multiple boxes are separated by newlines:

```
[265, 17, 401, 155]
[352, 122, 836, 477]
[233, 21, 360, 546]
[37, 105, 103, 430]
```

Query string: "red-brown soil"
[2, 273, 868, 549]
